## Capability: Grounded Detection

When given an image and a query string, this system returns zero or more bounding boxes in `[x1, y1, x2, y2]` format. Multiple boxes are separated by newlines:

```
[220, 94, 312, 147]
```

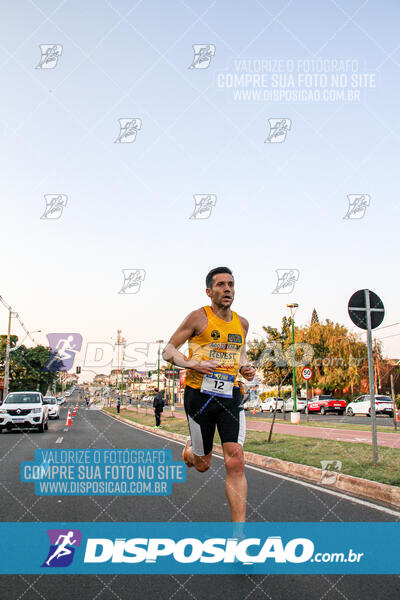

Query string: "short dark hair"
[206, 267, 233, 289]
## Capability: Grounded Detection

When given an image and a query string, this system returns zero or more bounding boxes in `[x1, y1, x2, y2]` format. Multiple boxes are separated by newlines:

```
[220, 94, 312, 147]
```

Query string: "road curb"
[103, 410, 400, 511]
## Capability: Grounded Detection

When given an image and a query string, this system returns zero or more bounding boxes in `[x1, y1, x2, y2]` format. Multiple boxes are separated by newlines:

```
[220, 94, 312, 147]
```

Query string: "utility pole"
[3, 308, 13, 399]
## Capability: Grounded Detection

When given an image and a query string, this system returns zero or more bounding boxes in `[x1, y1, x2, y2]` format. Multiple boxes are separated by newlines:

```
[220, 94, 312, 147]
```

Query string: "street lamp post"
[287, 303, 299, 424]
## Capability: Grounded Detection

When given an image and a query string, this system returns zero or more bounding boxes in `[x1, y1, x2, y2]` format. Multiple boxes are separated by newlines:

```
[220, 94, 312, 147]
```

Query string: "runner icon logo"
[343, 194, 370, 220]
[188, 44, 216, 69]
[265, 118, 291, 143]
[42, 529, 82, 567]
[36, 44, 63, 69]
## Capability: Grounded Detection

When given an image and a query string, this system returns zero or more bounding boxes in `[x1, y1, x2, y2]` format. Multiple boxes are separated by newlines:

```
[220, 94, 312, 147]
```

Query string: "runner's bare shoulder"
[167, 308, 207, 348]
[187, 307, 208, 336]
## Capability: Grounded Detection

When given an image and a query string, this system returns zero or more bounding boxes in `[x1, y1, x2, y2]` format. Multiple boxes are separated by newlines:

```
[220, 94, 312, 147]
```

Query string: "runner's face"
[207, 273, 235, 308]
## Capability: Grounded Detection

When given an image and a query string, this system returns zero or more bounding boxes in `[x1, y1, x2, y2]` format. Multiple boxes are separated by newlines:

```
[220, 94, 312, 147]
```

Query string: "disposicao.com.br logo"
[28, 523, 377, 575]
[82, 536, 362, 566]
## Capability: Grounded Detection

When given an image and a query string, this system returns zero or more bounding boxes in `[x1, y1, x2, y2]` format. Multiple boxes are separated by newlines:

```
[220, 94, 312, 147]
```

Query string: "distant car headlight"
[31, 408, 42, 414]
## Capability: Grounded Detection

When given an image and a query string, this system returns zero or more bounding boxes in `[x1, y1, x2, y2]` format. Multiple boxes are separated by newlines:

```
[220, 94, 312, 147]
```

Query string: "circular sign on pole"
[348, 289, 384, 330]
[301, 367, 313, 380]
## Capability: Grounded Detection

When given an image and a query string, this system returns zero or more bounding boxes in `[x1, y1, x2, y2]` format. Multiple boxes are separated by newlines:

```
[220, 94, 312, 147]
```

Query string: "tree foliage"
[247, 319, 371, 396]
[0, 336, 59, 395]
[311, 308, 319, 324]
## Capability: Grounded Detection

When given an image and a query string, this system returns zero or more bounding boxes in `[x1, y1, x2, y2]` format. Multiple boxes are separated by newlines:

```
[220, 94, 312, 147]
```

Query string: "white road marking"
[101, 410, 400, 518]
[55, 437, 63, 444]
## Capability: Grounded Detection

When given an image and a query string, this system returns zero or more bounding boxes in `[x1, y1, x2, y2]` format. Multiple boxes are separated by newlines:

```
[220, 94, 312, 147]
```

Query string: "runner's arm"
[238, 317, 255, 381]
[162, 311, 221, 374]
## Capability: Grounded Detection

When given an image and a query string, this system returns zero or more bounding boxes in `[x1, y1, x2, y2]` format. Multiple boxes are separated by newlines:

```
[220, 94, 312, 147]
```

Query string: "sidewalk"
[115, 405, 400, 449]
[248, 420, 400, 449]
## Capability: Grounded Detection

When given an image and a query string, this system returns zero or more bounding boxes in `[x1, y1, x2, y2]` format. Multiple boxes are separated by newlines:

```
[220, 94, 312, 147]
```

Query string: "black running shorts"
[183, 385, 246, 456]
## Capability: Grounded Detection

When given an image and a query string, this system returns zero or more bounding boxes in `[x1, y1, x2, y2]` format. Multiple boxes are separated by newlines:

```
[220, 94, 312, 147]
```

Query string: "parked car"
[0, 391, 49, 433]
[283, 397, 307, 412]
[346, 395, 394, 417]
[56, 396, 65, 405]
[259, 397, 284, 413]
[307, 395, 346, 415]
[43, 396, 60, 419]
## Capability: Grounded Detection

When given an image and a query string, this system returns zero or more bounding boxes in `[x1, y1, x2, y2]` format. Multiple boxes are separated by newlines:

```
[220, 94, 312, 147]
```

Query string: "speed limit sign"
[301, 367, 313, 380]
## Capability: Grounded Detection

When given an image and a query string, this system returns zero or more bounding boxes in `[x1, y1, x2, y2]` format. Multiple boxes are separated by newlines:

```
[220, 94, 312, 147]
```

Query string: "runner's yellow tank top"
[185, 305, 245, 389]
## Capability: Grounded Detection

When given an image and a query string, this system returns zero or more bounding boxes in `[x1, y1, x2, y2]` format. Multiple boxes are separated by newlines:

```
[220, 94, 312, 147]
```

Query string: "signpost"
[348, 289, 384, 465]
[301, 367, 313, 423]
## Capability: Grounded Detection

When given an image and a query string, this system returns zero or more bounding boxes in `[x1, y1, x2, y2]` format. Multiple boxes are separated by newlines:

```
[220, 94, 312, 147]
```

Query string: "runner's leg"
[222, 442, 247, 522]
[183, 386, 216, 472]
[216, 388, 247, 521]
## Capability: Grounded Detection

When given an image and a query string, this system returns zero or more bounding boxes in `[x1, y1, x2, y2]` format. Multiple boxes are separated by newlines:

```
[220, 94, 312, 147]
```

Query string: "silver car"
[283, 397, 307, 413]
[259, 397, 284, 413]
[43, 396, 60, 419]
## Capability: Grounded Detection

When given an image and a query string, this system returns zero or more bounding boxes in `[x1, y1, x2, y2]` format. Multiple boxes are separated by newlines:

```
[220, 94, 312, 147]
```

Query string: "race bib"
[201, 372, 234, 398]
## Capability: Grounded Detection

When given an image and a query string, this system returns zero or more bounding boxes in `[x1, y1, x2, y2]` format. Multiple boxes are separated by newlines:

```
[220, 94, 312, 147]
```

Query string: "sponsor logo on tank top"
[227, 334, 242, 343]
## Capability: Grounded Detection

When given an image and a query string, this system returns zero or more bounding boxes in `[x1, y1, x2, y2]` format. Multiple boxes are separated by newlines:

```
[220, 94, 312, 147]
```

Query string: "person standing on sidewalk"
[116, 396, 121, 414]
[153, 388, 165, 428]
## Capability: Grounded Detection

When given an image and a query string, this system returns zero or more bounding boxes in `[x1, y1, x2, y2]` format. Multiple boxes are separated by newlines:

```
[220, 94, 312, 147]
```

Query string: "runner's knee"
[224, 449, 244, 474]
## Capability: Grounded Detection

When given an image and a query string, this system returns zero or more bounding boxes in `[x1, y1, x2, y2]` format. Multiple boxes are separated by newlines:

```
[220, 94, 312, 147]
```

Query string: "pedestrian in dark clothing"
[116, 397, 121, 414]
[153, 389, 165, 428]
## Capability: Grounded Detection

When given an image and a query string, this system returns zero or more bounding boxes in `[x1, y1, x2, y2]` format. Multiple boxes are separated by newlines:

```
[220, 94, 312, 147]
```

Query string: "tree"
[247, 319, 369, 397]
[0, 336, 59, 395]
[296, 320, 368, 395]
[247, 317, 294, 395]
[311, 308, 319, 324]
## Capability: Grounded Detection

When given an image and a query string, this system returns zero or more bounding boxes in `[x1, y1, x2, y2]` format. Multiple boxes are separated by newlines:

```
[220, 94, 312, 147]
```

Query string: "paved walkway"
[111, 405, 400, 449]
[247, 420, 400, 449]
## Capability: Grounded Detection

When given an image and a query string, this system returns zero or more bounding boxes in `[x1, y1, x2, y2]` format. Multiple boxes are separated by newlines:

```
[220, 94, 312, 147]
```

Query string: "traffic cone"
[396, 407, 400, 422]
[66, 410, 72, 426]
[72, 407, 77, 417]
[252, 406, 256, 415]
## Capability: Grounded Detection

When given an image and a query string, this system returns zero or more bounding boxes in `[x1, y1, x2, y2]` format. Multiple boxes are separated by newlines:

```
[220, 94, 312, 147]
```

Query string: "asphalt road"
[0, 390, 399, 600]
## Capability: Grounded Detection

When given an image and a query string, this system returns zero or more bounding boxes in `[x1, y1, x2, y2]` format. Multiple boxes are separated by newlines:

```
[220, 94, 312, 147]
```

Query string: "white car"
[283, 397, 307, 413]
[0, 391, 49, 433]
[43, 396, 60, 419]
[259, 397, 284, 413]
[346, 395, 394, 417]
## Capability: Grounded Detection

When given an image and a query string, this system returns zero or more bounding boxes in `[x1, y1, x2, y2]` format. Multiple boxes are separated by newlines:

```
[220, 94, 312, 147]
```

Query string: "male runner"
[162, 267, 255, 522]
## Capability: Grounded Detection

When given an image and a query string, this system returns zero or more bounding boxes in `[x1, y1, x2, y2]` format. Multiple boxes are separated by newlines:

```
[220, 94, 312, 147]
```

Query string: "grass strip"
[104, 408, 400, 487]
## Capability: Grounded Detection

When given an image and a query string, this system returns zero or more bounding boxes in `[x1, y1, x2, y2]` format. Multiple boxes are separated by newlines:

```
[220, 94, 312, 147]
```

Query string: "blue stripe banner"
[0, 522, 399, 574]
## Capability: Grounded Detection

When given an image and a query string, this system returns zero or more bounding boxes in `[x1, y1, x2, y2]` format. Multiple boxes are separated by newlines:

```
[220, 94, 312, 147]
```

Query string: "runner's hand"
[194, 360, 221, 375]
[240, 363, 255, 381]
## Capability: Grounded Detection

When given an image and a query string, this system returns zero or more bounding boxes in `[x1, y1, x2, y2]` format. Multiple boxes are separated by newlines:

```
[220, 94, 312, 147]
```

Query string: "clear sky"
[1, 0, 399, 377]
